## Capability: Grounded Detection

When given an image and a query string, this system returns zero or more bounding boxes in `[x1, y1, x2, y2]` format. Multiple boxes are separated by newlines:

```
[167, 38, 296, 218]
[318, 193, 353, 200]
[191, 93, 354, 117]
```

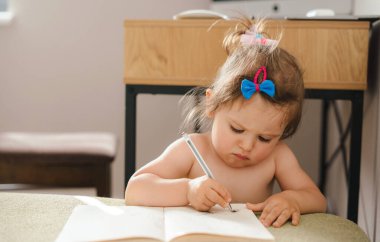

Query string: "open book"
[56, 204, 274, 242]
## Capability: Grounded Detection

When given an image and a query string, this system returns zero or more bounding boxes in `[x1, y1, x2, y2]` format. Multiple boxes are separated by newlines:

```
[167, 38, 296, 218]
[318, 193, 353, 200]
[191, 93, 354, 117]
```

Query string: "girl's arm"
[125, 138, 193, 206]
[125, 136, 231, 209]
[273, 143, 327, 213]
[247, 142, 326, 227]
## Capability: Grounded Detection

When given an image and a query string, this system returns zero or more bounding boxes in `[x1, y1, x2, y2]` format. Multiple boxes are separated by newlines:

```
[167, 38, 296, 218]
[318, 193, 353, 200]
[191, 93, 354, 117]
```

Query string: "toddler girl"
[125, 18, 326, 228]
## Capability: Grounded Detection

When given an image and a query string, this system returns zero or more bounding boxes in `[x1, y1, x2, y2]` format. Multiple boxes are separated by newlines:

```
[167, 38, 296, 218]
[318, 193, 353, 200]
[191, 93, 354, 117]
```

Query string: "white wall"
[211, 0, 353, 17]
[353, 1, 380, 240]
[0, 0, 6, 11]
[0, 0, 210, 198]
[354, 0, 380, 15]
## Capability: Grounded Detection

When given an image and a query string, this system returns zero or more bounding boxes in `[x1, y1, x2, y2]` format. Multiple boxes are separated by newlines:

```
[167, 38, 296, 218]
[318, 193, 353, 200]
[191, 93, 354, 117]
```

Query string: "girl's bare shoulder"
[272, 141, 301, 174]
[187, 132, 209, 141]
[186, 132, 212, 149]
[162, 133, 210, 158]
[273, 141, 297, 162]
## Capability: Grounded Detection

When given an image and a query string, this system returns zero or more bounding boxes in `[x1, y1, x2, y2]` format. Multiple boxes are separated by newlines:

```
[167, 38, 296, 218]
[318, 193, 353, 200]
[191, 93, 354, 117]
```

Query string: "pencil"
[182, 132, 233, 212]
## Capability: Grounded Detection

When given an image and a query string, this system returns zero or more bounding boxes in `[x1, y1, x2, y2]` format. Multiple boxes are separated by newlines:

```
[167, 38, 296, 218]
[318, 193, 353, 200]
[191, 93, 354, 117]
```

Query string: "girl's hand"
[246, 192, 300, 228]
[187, 175, 231, 211]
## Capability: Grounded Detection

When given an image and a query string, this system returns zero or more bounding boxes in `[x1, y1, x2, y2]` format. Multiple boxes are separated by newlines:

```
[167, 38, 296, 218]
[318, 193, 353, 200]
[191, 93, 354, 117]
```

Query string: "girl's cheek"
[255, 145, 275, 160]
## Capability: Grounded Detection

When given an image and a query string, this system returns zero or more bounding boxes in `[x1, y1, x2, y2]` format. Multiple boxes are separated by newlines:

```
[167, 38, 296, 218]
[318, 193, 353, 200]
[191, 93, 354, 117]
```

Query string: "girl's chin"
[224, 159, 252, 168]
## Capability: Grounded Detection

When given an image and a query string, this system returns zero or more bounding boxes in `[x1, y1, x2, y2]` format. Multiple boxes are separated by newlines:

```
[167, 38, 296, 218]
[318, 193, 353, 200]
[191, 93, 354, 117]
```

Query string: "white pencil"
[182, 132, 233, 212]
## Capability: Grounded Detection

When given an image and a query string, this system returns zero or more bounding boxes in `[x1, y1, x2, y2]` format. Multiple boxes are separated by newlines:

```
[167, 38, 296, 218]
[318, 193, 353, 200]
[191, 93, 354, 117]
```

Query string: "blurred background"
[0, 0, 379, 240]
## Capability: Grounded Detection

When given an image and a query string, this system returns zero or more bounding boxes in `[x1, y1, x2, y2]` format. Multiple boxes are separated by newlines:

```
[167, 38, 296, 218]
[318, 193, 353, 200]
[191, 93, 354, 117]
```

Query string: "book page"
[164, 204, 274, 242]
[56, 205, 165, 242]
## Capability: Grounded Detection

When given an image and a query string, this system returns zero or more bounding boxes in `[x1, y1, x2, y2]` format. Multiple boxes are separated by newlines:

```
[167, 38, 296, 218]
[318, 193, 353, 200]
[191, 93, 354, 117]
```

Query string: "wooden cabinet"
[124, 19, 369, 90]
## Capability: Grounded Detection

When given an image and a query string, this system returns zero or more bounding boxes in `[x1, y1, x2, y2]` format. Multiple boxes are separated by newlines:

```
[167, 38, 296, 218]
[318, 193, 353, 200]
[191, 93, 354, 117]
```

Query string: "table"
[124, 19, 370, 223]
[0, 192, 370, 241]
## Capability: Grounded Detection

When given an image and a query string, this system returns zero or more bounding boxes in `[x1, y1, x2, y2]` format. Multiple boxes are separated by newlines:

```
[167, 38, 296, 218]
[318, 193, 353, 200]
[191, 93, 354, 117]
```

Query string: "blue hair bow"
[240, 66, 275, 99]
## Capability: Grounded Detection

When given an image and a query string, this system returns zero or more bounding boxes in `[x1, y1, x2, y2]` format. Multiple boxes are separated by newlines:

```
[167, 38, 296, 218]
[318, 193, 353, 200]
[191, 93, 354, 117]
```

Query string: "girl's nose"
[239, 136, 255, 151]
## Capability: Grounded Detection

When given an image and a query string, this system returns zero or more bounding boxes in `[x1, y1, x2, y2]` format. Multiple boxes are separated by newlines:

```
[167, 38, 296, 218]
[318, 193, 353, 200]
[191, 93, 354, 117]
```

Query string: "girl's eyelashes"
[258, 136, 271, 143]
[230, 125, 244, 134]
[229, 124, 273, 142]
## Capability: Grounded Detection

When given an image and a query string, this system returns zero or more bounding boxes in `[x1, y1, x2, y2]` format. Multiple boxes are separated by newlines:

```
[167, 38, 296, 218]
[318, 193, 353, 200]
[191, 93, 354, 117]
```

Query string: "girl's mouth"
[234, 153, 248, 160]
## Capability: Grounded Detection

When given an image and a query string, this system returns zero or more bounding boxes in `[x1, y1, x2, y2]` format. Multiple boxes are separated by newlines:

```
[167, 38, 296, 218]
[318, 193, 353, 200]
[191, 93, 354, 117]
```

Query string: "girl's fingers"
[193, 197, 213, 211]
[209, 181, 231, 204]
[261, 208, 300, 227]
[202, 195, 215, 207]
[246, 202, 265, 212]
[261, 205, 281, 227]
[291, 212, 300, 226]
[258, 202, 274, 220]
[205, 189, 228, 208]
[272, 210, 290, 228]
[197, 203, 211, 211]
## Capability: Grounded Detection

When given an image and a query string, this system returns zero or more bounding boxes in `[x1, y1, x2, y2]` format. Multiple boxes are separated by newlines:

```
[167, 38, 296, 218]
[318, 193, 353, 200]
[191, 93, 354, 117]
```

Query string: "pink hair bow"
[240, 26, 278, 47]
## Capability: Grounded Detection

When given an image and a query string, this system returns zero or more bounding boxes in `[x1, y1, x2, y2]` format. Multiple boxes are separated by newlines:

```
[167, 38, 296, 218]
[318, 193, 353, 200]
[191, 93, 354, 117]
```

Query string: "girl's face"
[209, 94, 287, 168]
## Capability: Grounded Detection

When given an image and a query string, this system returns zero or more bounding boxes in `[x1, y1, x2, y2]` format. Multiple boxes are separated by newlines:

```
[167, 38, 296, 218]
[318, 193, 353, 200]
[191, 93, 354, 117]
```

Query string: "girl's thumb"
[246, 202, 265, 212]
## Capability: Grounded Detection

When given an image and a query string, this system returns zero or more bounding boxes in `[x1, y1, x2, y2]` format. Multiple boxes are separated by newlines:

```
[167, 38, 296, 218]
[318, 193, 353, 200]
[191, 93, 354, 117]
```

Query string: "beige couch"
[0, 192, 370, 242]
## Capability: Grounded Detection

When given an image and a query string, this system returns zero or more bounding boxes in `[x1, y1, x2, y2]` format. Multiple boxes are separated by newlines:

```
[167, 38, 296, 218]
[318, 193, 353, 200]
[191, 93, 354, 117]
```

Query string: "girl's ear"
[206, 88, 212, 98]
[205, 89, 215, 118]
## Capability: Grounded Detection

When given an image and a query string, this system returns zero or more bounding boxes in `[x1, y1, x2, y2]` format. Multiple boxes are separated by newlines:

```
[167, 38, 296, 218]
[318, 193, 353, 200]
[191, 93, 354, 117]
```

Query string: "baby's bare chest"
[189, 158, 275, 203]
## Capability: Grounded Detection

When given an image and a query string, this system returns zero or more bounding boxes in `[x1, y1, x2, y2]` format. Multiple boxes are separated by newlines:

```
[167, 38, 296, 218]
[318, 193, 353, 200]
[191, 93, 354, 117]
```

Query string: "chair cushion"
[0, 193, 371, 242]
[0, 132, 117, 157]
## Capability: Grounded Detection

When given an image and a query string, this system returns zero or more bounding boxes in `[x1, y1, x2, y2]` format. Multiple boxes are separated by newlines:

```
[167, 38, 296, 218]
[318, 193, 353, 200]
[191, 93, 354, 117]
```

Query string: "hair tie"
[241, 66, 276, 99]
[240, 26, 278, 47]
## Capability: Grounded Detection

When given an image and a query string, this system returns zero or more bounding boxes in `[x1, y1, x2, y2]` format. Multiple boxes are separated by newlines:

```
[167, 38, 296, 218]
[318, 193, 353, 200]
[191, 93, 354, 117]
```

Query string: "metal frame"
[125, 85, 363, 223]
[305, 89, 363, 223]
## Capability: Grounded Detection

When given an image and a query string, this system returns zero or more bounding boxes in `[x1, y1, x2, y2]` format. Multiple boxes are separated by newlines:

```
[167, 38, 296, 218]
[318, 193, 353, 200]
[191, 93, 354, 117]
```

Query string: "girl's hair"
[180, 18, 304, 140]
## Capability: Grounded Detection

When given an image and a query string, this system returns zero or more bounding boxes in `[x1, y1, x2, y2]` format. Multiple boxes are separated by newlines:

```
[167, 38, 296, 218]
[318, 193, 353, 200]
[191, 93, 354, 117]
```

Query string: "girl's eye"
[230, 125, 244, 134]
[258, 136, 271, 143]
